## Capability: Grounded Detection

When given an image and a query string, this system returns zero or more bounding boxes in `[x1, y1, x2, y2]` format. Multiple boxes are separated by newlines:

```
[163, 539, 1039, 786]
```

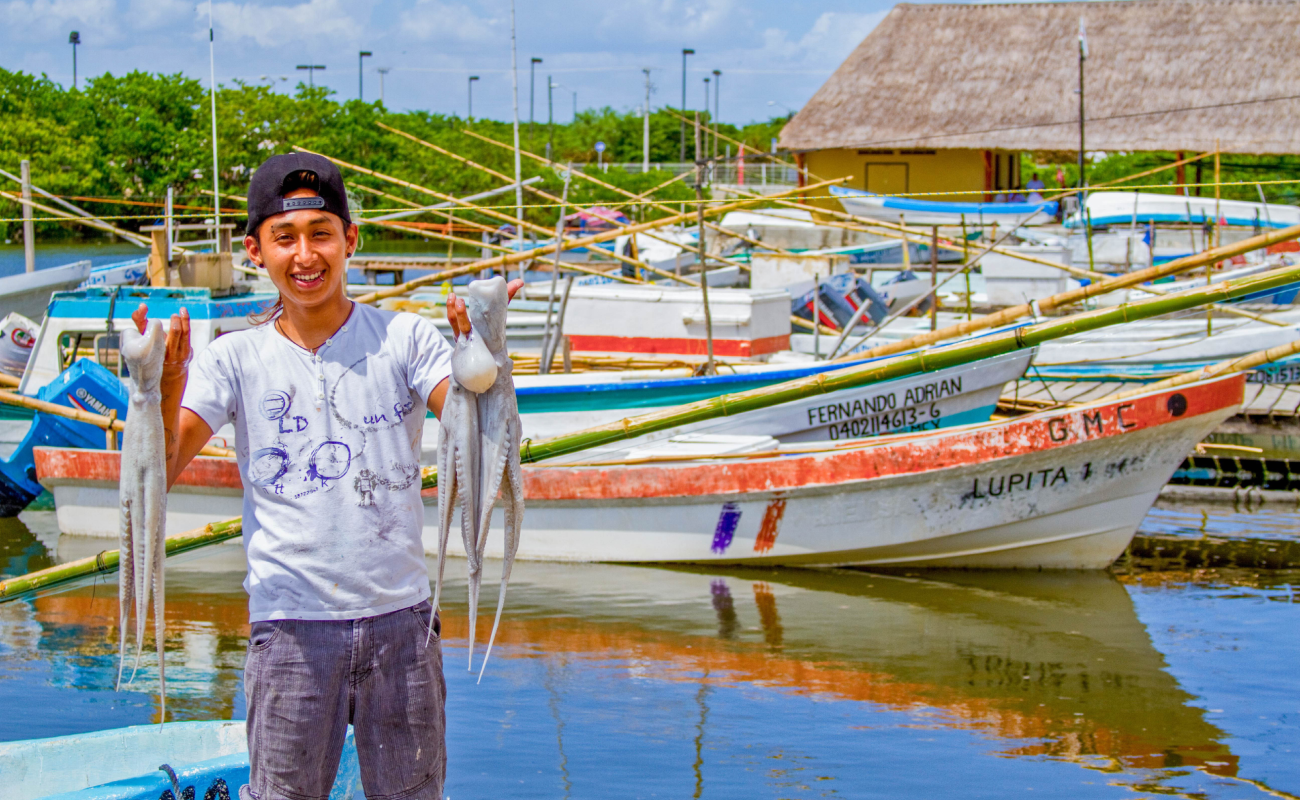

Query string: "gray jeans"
[241, 600, 446, 800]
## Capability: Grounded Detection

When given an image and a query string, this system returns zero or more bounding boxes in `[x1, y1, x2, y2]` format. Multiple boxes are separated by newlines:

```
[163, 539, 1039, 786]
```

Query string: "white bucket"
[0, 312, 37, 378]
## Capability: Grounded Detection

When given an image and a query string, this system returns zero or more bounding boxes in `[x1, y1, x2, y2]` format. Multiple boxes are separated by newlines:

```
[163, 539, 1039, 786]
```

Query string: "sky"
[0, 0, 897, 125]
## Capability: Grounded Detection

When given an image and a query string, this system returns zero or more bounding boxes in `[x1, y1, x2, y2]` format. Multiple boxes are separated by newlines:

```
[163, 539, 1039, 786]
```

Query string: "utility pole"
[296, 64, 325, 88]
[20, 160, 34, 273]
[377, 67, 390, 105]
[509, 0, 523, 227]
[547, 76, 554, 161]
[643, 68, 652, 172]
[1077, 19, 1088, 195]
[712, 69, 721, 160]
[68, 31, 80, 89]
[702, 77, 709, 163]
[693, 114, 715, 376]
[468, 75, 479, 124]
[358, 50, 371, 101]
[679, 48, 694, 162]
[529, 57, 542, 141]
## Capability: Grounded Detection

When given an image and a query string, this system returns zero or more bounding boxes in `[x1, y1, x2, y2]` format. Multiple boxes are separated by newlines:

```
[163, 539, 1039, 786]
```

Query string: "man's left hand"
[446, 278, 525, 339]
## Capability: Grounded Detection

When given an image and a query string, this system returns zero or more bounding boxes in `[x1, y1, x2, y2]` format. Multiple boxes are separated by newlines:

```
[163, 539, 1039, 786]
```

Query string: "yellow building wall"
[801, 148, 1024, 212]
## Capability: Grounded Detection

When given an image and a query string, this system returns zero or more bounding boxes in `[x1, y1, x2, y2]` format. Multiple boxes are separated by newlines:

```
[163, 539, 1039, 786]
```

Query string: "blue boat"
[1, 720, 359, 800]
[0, 359, 128, 517]
[831, 185, 1058, 227]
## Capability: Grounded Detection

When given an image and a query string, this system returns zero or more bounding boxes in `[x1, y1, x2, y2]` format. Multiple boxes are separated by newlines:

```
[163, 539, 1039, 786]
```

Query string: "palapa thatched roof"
[781, 0, 1300, 155]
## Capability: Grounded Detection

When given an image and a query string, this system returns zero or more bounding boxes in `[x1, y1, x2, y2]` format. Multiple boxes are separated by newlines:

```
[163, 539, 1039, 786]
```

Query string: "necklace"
[276, 318, 323, 354]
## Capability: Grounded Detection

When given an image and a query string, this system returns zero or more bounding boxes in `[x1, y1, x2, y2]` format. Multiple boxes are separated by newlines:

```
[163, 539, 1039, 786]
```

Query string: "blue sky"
[0, 0, 895, 124]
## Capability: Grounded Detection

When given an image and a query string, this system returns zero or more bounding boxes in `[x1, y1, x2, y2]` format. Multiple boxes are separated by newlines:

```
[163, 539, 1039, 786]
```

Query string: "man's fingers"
[446, 295, 463, 338]
[506, 278, 526, 301]
[131, 304, 148, 335]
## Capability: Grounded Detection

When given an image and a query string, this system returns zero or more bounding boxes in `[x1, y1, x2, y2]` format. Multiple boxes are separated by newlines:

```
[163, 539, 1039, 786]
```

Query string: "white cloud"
[207, 0, 361, 48]
[0, 0, 120, 40]
[396, 0, 500, 44]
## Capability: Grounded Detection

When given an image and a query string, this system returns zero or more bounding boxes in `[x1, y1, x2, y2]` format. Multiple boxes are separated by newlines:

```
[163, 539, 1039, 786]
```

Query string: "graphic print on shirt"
[352, 461, 421, 507]
[330, 352, 418, 433]
[246, 383, 365, 499]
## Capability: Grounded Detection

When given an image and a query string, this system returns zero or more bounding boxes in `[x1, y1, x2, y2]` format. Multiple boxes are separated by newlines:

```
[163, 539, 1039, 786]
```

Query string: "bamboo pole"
[4, 262, 1298, 603]
[1113, 338, 1300, 399]
[0, 373, 19, 389]
[293, 146, 664, 280]
[515, 261, 1300, 465]
[0, 188, 153, 247]
[348, 179, 841, 305]
[457, 127, 797, 256]
[0, 389, 233, 457]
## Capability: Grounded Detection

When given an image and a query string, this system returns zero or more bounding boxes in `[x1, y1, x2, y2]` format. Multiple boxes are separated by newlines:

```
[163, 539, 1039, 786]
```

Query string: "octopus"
[432, 276, 524, 680]
[117, 319, 169, 718]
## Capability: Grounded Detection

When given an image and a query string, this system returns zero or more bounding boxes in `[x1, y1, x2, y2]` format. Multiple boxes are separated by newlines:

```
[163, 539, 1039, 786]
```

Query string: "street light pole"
[377, 67, 390, 105]
[530, 57, 542, 141]
[468, 75, 480, 124]
[358, 50, 371, 101]
[702, 77, 709, 162]
[296, 64, 325, 88]
[679, 48, 694, 162]
[68, 31, 80, 89]
[642, 67, 652, 173]
[547, 76, 554, 161]
[712, 69, 721, 160]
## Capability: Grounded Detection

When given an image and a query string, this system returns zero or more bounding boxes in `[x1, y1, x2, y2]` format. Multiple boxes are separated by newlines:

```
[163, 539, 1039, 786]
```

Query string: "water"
[0, 242, 146, 279]
[1, 510, 1296, 798]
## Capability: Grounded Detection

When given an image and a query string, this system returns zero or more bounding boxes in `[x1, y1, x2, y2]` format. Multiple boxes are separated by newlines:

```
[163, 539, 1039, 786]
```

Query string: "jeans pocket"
[411, 602, 440, 641]
[248, 620, 281, 652]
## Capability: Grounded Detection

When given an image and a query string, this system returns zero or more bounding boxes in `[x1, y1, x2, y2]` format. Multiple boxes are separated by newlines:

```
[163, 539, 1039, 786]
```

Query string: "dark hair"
[248, 170, 323, 324]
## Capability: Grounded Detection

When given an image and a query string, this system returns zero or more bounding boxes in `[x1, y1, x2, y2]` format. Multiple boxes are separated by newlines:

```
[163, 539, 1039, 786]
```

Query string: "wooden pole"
[930, 225, 939, 331]
[0, 390, 231, 457]
[20, 160, 34, 273]
[694, 114, 716, 376]
[347, 179, 841, 305]
[6, 262, 1300, 602]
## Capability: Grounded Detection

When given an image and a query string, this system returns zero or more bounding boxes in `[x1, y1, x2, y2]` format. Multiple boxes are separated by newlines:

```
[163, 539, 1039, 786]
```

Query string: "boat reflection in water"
[0, 514, 1281, 797]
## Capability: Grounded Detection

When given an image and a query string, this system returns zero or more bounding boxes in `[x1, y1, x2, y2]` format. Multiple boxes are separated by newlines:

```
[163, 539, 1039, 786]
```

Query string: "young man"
[137, 152, 522, 800]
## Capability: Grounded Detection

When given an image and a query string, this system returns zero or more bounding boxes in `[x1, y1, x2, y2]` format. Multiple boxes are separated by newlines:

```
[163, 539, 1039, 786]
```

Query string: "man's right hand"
[131, 304, 192, 383]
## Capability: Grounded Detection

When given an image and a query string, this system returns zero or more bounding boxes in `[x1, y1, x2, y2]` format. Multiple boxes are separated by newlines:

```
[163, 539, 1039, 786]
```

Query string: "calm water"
[1, 510, 1296, 798]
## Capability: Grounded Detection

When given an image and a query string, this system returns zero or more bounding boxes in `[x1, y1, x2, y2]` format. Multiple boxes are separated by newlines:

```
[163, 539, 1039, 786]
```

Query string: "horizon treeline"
[0, 67, 789, 242]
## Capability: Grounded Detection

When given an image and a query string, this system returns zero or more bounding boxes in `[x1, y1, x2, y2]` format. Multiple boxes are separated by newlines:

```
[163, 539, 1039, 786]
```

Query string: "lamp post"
[547, 76, 555, 161]
[679, 48, 694, 162]
[767, 99, 794, 121]
[296, 64, 325, 88]
[529, 57, 542, 140]
[702, 77, 709, 162]
[468, 75, 480, 124]
[642, 67, 652, 172]
[377, 67, 390, 105]
[712, 69, 721, 160]
[358, 50, 371, 101]
[68, 31, 80, 89]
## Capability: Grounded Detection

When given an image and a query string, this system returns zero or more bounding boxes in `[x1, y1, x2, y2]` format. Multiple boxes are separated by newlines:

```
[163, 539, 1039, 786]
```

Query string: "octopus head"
[464, 276, 509, 355]
[121, 320, 167, 394]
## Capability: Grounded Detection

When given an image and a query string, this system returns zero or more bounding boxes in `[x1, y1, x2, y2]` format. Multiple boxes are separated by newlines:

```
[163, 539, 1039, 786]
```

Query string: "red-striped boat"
[34, 374, 1242, 569]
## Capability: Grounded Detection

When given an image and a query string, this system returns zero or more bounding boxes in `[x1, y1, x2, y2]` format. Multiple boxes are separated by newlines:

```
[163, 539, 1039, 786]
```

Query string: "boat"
[79, 255, 150, 289]
[34, 373, 1242, 568]
[0, 358, 128, 517]
[1, 720, 359, 800]
[830, 185, 1058, 227]
[1065, 190, 1300, 230]
[0, 261, 93, 322]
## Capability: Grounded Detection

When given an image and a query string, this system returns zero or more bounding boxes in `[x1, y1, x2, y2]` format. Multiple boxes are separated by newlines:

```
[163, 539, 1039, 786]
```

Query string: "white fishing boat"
[1066, 191, 1300, 230]
[830, 185, 1058, 227]
[0, 261, 93, 321]
[33, 374, 1242, 568]
[1, 720, 359, 800]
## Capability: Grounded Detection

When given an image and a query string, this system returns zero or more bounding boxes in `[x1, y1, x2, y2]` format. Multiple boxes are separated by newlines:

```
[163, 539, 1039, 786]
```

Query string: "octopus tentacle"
[116, 497, 134, 691]
[477, 414, 524, 683]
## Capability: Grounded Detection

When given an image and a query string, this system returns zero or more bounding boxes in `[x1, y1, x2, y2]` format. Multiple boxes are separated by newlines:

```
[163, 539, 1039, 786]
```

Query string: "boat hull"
[831, 185, 1057, 227]
[35, 376, 1242, 569]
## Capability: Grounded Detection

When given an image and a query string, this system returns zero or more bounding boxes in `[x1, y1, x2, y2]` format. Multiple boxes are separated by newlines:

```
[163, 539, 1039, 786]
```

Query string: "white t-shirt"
[182, 302, 452, 622]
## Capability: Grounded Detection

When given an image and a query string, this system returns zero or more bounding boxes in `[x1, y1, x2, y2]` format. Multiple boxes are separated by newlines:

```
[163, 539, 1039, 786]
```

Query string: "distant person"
[1026, 173, 1046, 203]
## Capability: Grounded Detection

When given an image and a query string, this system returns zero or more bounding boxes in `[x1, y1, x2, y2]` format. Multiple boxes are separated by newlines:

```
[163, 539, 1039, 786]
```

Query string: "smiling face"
[244, 187, 358, 316]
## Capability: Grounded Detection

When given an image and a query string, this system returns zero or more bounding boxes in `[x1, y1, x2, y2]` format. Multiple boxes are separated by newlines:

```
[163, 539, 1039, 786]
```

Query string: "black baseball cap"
[246, 152, 353, 237]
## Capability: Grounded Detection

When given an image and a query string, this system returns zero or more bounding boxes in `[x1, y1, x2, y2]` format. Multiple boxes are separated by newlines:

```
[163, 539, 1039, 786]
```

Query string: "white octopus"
[117, 320, 169, 719]
[432, 276, 524, 680]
